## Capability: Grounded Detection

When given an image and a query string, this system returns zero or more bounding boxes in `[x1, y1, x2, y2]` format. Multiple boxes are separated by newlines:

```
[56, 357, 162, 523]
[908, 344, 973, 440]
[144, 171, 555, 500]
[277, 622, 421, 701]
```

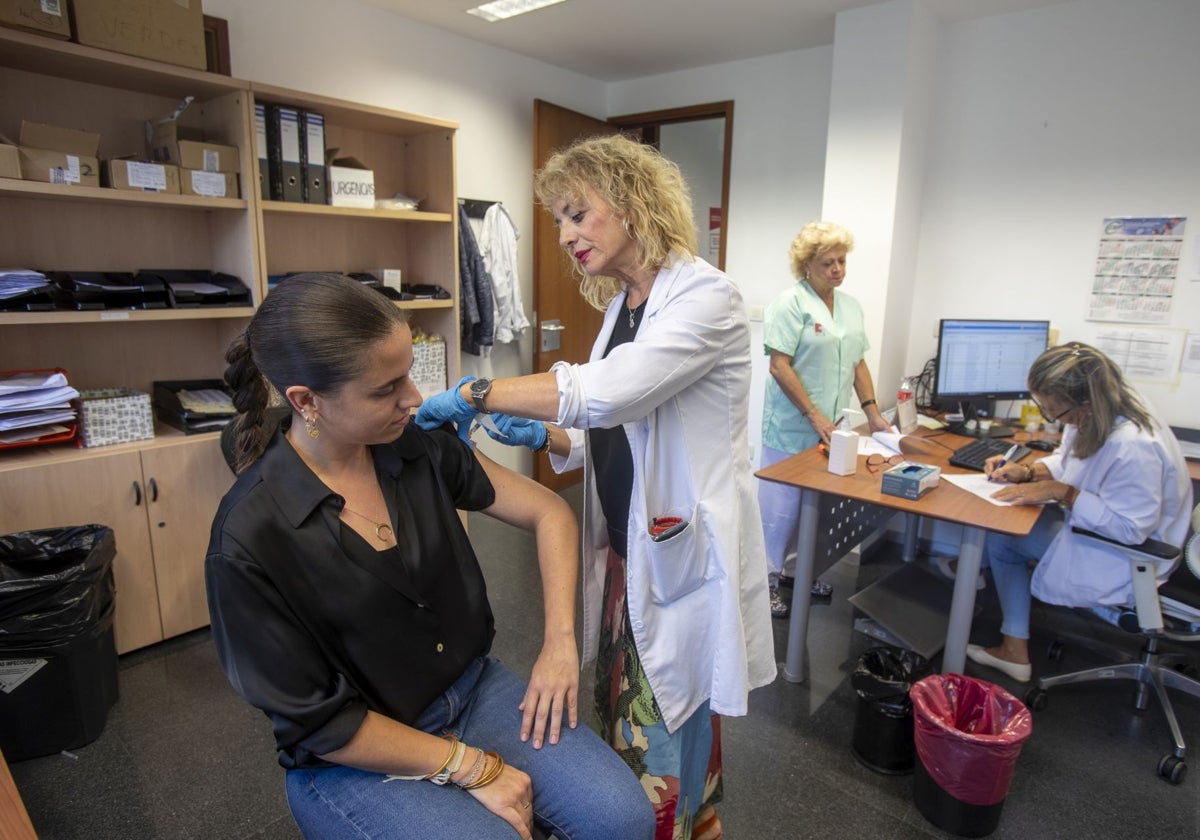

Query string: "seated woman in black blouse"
[206, 273, 653, 840]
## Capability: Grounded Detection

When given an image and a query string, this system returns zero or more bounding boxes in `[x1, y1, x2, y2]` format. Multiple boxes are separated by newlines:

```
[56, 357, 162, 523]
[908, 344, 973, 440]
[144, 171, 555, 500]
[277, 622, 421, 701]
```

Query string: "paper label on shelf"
[126, 161, 168, 191]
[50, 155, 81, 184]
[41, 0, 63, 15]
[305, 114, 325, 165]
[189, 169, 228, 197]
[280, 111, 301, 164]
[203, 148, 219, 173]
[0, 658, 47, 694]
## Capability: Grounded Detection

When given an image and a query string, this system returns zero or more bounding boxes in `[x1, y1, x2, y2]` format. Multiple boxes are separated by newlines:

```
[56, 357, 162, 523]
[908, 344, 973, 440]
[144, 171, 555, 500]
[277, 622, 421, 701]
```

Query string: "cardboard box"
[149, 131, 239, 173]
[18, 121, 100, 187]
[329, 164, 375, 208]
[880, 461, 941, 501]
[77, 388, 154, 447]
[179, 168, 237, 198]
[70, 0, 205, 70]
[104, 158, 180, 193]
[0, 0, 71, 39]
[0, 143, 20, 179]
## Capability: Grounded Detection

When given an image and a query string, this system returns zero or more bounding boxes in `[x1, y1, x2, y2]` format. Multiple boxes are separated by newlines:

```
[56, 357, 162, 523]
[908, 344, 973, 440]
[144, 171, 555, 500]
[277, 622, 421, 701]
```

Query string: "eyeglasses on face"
[865, 454, 904, 473]
[1032, 399, 1075, 423]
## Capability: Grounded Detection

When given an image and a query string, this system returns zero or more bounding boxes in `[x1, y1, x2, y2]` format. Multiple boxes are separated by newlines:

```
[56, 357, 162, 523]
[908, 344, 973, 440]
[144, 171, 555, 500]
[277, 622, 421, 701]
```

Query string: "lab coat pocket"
[645, 504, 712, 604]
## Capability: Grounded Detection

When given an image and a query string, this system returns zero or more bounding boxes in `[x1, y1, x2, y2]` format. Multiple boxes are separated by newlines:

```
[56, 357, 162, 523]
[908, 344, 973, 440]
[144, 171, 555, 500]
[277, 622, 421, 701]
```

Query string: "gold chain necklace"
[342, 506, 394, 543]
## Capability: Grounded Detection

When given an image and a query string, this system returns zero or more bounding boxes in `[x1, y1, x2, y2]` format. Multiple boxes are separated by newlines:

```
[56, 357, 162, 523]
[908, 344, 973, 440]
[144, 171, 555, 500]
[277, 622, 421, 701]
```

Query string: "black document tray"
[47, 271, 169, 310]
[137, 270, 252, 308]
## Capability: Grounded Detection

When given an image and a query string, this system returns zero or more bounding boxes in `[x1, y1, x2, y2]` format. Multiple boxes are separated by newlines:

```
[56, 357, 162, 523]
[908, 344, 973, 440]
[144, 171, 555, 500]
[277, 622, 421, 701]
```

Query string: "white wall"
[910, 0, 1200, 428]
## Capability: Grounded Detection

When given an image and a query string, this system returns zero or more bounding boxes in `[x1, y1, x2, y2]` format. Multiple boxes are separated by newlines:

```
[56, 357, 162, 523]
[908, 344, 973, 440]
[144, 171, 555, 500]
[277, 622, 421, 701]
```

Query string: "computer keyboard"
[948, 438, 1032, 472]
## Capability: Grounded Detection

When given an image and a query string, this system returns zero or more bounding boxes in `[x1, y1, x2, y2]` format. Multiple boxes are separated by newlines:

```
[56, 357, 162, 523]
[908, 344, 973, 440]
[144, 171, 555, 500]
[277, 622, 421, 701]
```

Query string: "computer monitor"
[933, 318, 1050, 435]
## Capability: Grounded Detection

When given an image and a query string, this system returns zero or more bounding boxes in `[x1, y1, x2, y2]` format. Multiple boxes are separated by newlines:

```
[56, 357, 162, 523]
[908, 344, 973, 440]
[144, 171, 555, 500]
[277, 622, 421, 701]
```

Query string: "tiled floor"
[8, 484, 1199, 838]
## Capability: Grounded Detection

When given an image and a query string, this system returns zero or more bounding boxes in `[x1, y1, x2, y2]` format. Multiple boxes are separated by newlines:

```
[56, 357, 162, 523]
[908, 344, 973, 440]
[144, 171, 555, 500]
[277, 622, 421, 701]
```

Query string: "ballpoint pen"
[989, 443, 1021, 481]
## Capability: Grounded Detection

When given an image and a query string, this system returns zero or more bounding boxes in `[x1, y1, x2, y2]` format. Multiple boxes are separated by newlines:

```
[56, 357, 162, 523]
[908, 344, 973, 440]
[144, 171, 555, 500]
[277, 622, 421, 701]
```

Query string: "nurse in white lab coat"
[965, 343, 1192, 684]
[416, 135, 775, 840]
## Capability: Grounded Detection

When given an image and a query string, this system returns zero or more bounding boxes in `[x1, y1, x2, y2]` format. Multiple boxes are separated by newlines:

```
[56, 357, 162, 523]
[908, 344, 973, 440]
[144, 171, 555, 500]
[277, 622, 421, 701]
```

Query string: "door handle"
[133, 480, 142, 506]
[540, 319, 565, 352]
[148, 477, 158, 502]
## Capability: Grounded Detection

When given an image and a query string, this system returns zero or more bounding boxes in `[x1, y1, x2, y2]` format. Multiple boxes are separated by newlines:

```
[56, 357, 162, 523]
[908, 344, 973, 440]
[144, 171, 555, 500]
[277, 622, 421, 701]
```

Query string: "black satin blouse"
[205, 424, 496, 768]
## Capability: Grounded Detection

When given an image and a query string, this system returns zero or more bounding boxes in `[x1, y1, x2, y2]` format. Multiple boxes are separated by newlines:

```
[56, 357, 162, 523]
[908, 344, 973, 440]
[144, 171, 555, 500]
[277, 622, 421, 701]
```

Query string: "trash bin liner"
[0, 525, 116, 652]
[850, 646, 932, 774]
[0, 525, 118, 761]
[910, 673, 1033, 837]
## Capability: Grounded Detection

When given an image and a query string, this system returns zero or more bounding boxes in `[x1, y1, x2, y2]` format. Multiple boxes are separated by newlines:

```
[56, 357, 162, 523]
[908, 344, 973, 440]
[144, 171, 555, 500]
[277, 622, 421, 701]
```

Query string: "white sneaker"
[935, 555, 985, 591]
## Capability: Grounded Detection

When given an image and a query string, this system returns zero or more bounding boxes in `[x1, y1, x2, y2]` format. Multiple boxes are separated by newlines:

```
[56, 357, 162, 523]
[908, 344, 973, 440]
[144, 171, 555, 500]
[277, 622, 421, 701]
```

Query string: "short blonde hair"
[534, 134, 697, 311]
[789, 221, 854, 280]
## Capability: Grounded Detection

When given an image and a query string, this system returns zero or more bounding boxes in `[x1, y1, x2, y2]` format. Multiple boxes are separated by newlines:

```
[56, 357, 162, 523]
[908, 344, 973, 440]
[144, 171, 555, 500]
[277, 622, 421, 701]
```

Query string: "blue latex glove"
[484, 413, 548, 451]
[415, 376, 478, 443]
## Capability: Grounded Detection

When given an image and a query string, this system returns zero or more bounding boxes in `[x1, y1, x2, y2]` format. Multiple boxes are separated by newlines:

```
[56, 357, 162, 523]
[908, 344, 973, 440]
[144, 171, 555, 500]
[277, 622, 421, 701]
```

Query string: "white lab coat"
[548, 256, 777, 732]
[479, 204, 530, 343]
[1031, 411, 1193, 607]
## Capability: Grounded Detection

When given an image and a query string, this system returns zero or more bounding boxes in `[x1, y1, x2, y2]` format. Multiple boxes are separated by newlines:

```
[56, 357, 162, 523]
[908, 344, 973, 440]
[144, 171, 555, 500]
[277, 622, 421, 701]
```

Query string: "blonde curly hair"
[789, 221, 854, 281]
[534, 134, 697, 311]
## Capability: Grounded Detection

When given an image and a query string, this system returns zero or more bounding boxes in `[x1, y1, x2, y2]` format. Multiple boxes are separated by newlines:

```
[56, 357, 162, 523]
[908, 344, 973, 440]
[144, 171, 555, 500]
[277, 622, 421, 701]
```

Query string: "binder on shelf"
[266, 104, 303, 202]
[299, 110, 327, 205]
[254, 103, 269, 201]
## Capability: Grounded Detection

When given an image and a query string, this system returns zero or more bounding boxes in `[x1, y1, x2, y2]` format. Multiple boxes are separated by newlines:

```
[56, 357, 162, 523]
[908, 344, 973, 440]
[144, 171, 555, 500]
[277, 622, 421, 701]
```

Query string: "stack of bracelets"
[422, 734, 504, 790]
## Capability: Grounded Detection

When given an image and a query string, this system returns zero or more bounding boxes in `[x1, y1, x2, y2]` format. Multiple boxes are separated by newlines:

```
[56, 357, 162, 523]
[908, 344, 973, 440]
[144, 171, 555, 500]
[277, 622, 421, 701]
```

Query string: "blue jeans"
[285, 657, 655, 840]
[985, 507, 1064, 640]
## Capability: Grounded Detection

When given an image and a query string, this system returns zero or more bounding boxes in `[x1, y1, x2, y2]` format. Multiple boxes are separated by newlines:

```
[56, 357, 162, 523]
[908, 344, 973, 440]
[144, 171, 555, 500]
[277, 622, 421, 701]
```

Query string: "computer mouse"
[1026, 439, 1058, 452]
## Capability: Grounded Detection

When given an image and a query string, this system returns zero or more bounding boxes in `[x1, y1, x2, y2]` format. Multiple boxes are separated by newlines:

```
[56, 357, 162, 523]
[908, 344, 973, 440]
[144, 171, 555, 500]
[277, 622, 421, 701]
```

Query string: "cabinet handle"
[133, 481, 142, 506]
[149, 477, 159, 502]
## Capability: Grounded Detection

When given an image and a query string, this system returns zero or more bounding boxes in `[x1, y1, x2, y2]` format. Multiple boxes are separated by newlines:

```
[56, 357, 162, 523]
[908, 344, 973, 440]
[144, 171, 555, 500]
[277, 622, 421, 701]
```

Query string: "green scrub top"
[761, 281, 870, 454]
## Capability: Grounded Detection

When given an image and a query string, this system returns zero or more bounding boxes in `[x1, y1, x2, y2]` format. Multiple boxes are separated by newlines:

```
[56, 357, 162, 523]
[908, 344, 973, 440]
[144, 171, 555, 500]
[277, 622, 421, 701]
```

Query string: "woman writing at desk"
[966, 342, 1192, 683]
[758, 221, 891, 618]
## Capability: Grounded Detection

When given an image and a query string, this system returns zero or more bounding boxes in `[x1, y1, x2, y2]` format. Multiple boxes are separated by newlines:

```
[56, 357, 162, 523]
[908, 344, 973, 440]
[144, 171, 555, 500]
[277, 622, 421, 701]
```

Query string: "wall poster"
[1087, 216, 1185, 324]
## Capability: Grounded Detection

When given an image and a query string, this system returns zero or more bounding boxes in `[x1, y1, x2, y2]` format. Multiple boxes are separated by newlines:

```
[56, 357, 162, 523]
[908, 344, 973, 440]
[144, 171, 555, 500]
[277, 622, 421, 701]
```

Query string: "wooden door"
[0, 452, 164, 654]
[532, 100, 614, 489]
[143, 438, 235, 639]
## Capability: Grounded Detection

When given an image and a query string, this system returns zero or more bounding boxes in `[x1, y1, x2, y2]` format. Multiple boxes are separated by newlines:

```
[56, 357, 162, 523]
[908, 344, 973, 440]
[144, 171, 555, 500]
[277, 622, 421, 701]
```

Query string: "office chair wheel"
[1024, 687, 1048, 712]
[1157, 755, 1186, 785]
[1046, 640, 1064, 661]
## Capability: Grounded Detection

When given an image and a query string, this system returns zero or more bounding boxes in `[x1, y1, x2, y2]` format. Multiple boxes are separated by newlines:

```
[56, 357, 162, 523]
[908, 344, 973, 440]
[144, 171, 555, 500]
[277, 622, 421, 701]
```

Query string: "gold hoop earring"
[305, 414, 320, 439]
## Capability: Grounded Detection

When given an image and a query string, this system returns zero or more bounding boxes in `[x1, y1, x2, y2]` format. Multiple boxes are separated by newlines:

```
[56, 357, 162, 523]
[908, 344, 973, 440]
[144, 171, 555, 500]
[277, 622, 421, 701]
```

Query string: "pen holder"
[828, 429, 859, 476]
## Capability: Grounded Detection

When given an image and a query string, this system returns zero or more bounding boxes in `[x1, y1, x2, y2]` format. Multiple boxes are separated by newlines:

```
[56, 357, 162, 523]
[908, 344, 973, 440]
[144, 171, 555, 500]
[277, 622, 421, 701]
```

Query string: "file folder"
[266, 105, 303, 202]
[254, 103, 269, 201]
[135, 270, 252, 308]
[299, 110, 328, 205]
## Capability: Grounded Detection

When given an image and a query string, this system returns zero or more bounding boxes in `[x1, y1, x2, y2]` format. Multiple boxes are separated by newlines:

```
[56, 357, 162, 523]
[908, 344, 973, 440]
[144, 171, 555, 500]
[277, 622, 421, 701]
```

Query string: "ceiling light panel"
[467, 0, 567, 23]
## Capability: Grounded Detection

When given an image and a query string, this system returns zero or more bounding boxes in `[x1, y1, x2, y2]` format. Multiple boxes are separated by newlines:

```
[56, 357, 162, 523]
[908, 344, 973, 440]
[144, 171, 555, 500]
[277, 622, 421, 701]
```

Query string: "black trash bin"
[910, 673, 1033, 837]
[850, 645, 932, 774]
[0, 525, 119, 761]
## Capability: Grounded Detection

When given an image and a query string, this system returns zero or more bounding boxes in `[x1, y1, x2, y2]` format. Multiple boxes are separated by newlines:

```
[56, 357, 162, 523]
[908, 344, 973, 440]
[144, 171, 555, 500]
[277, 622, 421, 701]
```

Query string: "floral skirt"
[594, 547, 723, 840]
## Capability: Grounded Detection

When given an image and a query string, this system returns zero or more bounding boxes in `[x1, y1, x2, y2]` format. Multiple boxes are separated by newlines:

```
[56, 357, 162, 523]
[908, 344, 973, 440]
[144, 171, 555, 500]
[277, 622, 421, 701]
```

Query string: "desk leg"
[902, 512, 919, 563]
[943, 525, 985, 674]
[783, 487, 820, 683]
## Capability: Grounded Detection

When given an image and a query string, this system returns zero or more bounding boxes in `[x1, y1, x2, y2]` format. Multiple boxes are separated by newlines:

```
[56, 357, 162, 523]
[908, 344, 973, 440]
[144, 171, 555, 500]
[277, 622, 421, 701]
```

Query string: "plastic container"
[896, 375, 918, 433]
[910, 673, 1033, 837]
[0, 526, 119, 761]
[851, 646, 932, 774]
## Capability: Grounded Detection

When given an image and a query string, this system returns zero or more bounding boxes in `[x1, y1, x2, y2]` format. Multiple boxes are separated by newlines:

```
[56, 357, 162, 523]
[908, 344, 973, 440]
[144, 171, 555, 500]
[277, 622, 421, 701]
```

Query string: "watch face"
[471, 379, 491, 397]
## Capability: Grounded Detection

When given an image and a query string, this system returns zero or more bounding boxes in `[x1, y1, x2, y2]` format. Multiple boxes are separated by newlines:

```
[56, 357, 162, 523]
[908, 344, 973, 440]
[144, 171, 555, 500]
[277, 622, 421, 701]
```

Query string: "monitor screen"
[933, 319, 1050, 404]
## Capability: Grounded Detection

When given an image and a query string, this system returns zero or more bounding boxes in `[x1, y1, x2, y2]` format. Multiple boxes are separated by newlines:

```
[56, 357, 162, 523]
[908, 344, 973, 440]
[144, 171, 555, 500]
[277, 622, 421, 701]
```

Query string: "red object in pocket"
[649, 515, 684, 536]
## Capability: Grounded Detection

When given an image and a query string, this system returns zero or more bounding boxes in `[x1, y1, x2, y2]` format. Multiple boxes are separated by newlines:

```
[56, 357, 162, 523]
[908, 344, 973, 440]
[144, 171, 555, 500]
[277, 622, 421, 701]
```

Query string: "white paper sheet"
[941, 473, 1049, 507]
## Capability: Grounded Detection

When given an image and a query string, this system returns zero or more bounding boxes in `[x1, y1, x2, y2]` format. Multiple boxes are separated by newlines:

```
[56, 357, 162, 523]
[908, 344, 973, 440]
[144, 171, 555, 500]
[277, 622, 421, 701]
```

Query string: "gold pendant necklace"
[342, 506, 394, 543]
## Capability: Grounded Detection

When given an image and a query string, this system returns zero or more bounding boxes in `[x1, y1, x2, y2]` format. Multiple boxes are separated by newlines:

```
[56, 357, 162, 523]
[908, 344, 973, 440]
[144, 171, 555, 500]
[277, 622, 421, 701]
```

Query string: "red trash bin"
[910, 673, 1033, 837]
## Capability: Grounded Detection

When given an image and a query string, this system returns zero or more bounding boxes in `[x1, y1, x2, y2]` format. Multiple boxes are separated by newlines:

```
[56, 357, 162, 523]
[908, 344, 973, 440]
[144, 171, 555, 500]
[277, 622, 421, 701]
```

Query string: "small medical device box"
[827, 429, 860, 476]
[880, 462, 941, 500]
